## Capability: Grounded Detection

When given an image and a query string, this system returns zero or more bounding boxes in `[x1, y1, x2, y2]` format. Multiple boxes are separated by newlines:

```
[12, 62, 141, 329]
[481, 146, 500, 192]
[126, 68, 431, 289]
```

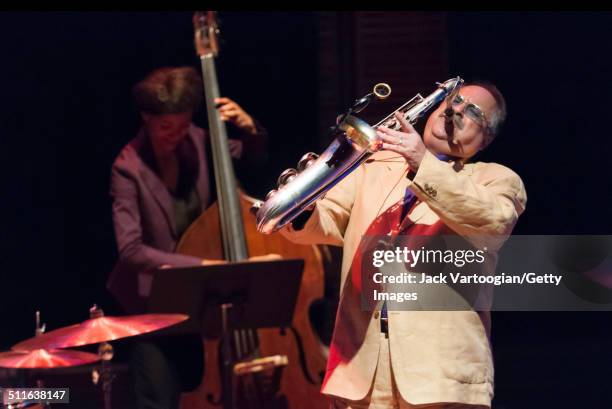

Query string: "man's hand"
[201, 255, 282, 265]
[215, 97, 257, 135]
[248, 253, 283, 262]
[202, 259, 227, 266]
[376, 111, 427, 171]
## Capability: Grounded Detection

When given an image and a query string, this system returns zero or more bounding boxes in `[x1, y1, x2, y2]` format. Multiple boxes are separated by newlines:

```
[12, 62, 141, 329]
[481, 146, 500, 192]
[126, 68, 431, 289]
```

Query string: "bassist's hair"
[132, 66, 202, 115]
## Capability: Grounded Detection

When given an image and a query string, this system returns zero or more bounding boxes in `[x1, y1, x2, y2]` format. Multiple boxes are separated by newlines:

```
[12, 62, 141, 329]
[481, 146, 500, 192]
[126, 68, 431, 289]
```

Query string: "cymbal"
[0, 349, 99, 369]
[13, 314, 189, 351]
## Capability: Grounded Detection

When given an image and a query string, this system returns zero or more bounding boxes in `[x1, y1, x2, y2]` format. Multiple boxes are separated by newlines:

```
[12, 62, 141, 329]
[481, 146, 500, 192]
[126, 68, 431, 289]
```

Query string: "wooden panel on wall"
[317, 12, 448, 143]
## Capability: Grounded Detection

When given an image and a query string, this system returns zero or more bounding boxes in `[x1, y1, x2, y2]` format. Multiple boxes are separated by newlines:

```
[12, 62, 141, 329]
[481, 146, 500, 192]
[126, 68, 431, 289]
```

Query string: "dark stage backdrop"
[447, 12, 612, 408]
[0, 11, 611, 409]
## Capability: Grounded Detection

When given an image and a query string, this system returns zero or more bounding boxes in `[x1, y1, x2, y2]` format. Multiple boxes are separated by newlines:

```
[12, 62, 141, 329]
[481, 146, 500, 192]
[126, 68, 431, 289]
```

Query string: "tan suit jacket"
[281, 149, 527, 407]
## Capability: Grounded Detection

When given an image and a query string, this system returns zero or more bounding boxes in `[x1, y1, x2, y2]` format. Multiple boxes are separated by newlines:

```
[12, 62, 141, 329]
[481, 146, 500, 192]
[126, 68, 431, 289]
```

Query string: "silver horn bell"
[254, 77, 463, 234]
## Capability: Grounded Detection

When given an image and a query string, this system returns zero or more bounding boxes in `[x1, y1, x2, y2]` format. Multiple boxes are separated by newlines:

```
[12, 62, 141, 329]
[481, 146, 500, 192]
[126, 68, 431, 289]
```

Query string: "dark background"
[0, 11, 611, 408]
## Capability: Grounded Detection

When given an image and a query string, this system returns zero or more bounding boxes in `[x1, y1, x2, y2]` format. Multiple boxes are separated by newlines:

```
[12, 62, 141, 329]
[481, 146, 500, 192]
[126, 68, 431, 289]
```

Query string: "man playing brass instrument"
[282, 82, 527, 409]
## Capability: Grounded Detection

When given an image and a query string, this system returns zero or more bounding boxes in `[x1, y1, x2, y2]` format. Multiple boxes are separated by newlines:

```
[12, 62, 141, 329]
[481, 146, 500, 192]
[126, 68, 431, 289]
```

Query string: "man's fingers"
[249, 253, 283, 262]
[381, 142, 402, 153]
[377, 126, 405, 139]
[395, 111, 416, 133]
[202, 258, 227, 265]
[218, 107, 240, 117]
[377, 125, 394, 134]
[214, 97, 232, 105]
[218, 102, 238, 109]
[376, 132, 401, 145]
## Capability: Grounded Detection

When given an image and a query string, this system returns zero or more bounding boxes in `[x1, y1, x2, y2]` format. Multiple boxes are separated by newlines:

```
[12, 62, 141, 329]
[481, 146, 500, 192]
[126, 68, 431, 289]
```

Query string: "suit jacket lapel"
[369, 153, 414, 220]
[368, 151, 465, 228]
[385, 160, 431, 227]
[133, 129, 178, 238]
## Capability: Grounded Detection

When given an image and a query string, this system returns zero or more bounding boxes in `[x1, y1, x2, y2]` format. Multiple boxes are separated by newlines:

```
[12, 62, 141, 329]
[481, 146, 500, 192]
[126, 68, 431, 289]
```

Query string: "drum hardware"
[6, 306, 189, 409]
[12, 305, 188, 351]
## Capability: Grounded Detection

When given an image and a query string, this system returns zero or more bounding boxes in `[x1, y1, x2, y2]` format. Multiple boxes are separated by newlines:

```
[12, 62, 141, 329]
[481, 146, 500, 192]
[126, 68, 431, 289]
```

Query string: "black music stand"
[147, 258, 305, 409]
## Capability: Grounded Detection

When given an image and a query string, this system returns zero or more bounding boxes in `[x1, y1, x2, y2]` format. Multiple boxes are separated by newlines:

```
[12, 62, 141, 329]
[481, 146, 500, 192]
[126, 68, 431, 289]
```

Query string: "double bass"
[177, 12, 329, 409]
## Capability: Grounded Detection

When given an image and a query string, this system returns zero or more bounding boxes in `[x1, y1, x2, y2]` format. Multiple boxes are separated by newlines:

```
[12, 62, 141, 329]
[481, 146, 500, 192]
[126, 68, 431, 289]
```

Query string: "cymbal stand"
[88, 305, 115, 409]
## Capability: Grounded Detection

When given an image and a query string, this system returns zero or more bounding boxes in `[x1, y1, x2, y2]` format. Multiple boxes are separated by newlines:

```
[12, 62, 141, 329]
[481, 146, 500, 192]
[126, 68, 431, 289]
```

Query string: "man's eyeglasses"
[451, 94, 488, 128]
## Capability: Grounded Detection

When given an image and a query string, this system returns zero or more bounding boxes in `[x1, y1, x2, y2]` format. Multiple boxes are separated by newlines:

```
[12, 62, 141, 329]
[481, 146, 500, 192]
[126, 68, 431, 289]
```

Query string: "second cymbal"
[0, 349, 99, 369]
[13, 314, 189, 352]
